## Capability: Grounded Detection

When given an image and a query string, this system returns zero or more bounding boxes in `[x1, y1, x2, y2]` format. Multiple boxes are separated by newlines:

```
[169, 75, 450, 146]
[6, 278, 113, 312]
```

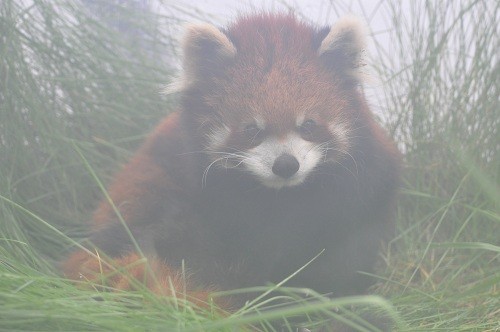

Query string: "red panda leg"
[62, 250, 218, 309]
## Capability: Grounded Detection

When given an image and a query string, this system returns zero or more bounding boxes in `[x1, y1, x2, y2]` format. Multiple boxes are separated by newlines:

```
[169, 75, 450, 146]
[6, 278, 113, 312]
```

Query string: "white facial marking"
[254, 115, 266, 130]
[207, 124, 231, 150]
[328, 121, 351, 151]
[242, 133, 322, 189]
[295, 113, 306, 127]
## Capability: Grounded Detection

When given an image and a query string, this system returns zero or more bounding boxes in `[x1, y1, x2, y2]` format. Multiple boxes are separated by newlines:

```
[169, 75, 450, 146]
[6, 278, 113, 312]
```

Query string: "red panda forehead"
[205, 67, 348, 138]
[207, 59, 346, 127]
[224, 13, 323, 65]
[207, 86, 346, 137]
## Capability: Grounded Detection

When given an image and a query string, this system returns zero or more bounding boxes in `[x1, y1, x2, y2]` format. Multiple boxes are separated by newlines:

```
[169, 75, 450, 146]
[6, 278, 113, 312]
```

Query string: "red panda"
[63, 12, 401, 312]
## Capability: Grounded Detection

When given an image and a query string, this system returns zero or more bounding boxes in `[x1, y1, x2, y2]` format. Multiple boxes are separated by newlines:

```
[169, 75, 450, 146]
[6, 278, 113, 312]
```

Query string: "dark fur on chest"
[149, 158, 394, 297]
[90, 134, 397, 298]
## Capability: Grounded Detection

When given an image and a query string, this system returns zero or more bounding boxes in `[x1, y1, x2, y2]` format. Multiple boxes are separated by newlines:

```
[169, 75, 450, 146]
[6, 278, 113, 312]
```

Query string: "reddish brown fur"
[209, 16, 341, 130]
[92, 113, 181, 229]
[62, 14, 401, 324]
[63, 251, 217, 308]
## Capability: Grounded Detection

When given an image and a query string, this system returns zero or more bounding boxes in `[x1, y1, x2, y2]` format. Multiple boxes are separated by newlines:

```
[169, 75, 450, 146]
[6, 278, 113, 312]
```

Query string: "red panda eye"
[243, 123, 262, 140]
[298, 119, 317, 137]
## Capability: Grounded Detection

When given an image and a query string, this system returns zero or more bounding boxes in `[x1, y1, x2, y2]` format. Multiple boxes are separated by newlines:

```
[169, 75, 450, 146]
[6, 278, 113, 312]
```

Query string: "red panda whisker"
[177, 150, 213, 156]
[314, 141, 359, 174]
[206, 151, 247, 158]
[334, 160, 360, 182]
[202, 153, 249, 186]
[202, 157, 229, 187]
[223, 148, 252, 157]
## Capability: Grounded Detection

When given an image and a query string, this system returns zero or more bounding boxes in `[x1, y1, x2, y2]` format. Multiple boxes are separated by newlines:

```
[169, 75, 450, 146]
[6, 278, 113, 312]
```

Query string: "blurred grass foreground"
[0, 0, 498, 331]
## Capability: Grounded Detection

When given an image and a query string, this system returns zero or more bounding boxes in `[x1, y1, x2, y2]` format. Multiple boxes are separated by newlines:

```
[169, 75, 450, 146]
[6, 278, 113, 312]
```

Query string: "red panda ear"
[318, 16, 367, 85]
[182, 24, 237, 86]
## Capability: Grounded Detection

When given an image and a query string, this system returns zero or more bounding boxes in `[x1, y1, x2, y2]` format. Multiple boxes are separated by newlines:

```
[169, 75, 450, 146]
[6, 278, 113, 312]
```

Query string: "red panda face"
[179, 14, 366, 189]
[203, 69, 353, 189]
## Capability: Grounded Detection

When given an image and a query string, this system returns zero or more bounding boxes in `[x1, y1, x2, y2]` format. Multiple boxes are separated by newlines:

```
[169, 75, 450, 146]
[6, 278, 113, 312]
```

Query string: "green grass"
[1, 0, 498, 330]
[367, 1, 499, 330]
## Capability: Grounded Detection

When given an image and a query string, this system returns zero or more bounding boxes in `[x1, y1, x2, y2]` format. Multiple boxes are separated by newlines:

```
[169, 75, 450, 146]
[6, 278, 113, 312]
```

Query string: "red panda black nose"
[272, 154, 300, 179]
